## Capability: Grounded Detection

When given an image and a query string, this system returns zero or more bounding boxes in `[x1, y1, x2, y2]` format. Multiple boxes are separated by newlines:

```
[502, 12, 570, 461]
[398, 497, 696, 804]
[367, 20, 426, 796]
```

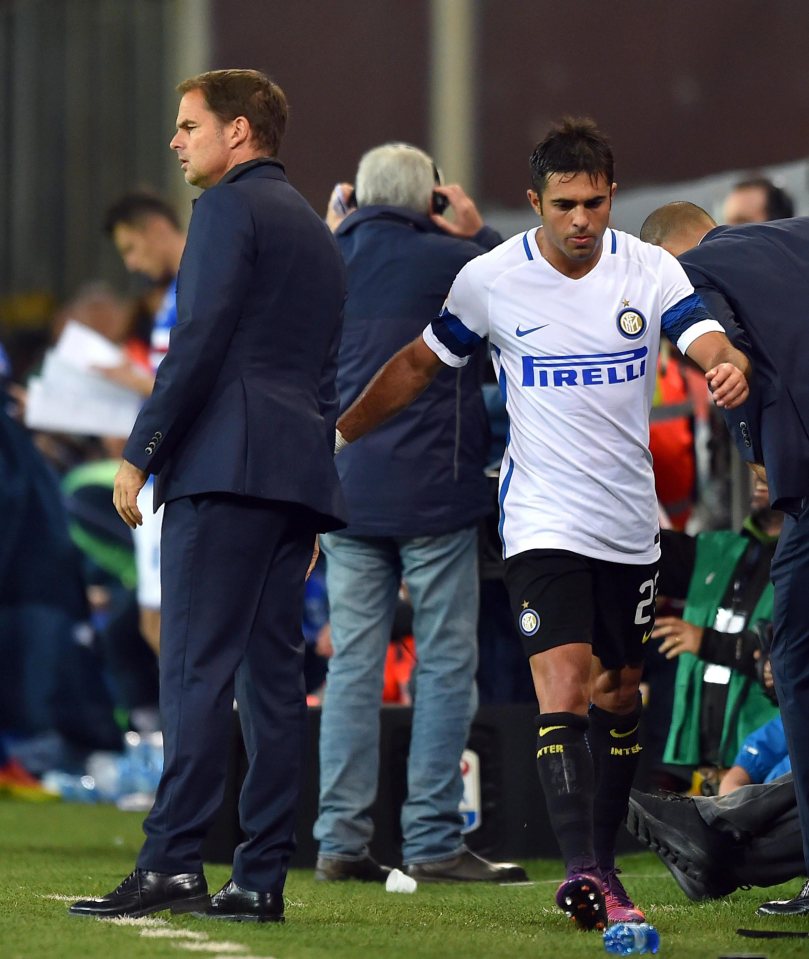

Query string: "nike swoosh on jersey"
[515, 324, 549, 337]
[642, 628, 653, 644]
[538, 725, 565, 736]
[609, 723, 640, 739]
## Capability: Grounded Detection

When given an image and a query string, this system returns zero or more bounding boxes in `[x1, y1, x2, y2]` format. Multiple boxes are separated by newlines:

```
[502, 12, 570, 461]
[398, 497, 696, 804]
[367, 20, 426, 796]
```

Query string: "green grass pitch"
[1, 799, 806, 958]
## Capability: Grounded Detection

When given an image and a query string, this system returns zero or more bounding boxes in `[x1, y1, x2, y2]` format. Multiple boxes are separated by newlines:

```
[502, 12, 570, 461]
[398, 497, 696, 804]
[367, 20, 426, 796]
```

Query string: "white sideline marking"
[43, 894, 92, 901]
[140, 929, 209, 940]
[107, 916, 170, 927]
[174, 943, 246, 953]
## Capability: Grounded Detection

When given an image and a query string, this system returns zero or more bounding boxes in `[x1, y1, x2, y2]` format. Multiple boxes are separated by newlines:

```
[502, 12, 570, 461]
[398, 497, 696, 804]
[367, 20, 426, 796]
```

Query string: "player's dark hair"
[530, 117, 614, 194]
[178, 69, 288, 157]
[731, 176, 794, 220]
[103, 192, 180, 236]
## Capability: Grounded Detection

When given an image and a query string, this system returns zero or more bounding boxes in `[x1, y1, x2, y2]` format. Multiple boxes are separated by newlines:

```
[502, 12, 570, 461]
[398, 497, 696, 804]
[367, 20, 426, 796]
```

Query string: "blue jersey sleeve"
[661, 292, 713, 342]
[430, 306, 483, 360]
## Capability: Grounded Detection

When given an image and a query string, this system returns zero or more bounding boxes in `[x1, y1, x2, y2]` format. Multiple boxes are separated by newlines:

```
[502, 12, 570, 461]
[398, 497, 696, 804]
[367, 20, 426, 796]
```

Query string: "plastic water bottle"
[124, 731, 163, 795]
[603, 922, 660, 955]
[85, 752, 125, 801]
[40, 771, 100, 803]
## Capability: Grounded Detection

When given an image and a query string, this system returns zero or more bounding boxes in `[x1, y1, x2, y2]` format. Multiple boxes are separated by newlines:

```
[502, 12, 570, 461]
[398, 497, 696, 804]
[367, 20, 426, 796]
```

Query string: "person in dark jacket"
[314, 142, 525, 884]
[640, 200, 809, 917]
[71, 69, 346, 923]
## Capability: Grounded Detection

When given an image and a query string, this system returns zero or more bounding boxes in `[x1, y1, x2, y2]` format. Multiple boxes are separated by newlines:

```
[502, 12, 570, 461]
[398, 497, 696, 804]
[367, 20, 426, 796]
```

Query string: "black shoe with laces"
[195, 878, 284, 922]
[625, 789, 739, 900]
[757, 879, 809, 916]
[69, 868, 209, 918]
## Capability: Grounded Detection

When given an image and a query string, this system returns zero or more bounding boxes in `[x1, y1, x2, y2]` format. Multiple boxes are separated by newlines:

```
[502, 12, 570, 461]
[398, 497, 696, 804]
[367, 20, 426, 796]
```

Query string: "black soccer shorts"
[503, 548, 658, 667]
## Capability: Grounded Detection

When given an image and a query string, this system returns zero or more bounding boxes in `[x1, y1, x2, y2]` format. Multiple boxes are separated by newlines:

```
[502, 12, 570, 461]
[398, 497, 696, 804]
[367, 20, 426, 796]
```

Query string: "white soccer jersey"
[423, 227, 723, 563]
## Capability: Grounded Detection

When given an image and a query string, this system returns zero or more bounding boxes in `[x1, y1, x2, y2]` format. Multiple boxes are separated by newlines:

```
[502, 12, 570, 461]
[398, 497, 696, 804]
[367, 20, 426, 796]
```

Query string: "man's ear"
[527, 189, 543, 217]
[230, 115, 251, 148]
[610, 182, 618, 201]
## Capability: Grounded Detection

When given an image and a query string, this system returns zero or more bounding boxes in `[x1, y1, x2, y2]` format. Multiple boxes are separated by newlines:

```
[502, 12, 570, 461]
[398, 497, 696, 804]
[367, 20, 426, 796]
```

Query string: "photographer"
[314, 143, 526, 884]
[652, 479, 783, 788]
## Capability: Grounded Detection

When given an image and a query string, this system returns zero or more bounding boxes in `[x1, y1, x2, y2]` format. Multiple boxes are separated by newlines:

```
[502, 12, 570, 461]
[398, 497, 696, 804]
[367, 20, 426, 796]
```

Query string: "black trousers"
[137, 493, 315, 893]
[696, 773, 804, 887]
[770, 500, 809, 874]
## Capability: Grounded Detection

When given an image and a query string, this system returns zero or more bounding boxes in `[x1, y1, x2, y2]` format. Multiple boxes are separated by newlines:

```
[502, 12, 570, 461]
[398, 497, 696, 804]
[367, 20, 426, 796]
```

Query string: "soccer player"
[333, 118, 750, 930]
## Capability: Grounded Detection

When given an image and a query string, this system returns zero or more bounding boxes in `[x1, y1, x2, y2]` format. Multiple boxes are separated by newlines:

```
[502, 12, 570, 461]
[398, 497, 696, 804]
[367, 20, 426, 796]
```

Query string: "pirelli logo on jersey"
[521, 347, 648, 388]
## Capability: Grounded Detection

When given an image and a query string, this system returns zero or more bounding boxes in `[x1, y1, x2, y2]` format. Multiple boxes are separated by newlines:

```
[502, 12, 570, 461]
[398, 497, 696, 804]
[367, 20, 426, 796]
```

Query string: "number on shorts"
[634, 573, 659, 625]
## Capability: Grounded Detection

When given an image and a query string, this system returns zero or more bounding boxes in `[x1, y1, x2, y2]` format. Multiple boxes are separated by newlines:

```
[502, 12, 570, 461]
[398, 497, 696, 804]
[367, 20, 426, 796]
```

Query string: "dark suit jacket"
[122, 158, 347, 531]
[679, 218, 809, 512]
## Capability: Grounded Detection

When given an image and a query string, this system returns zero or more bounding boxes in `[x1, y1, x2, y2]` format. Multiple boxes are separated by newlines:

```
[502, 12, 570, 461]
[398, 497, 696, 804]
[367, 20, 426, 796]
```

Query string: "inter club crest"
[616, 306, 647, 339]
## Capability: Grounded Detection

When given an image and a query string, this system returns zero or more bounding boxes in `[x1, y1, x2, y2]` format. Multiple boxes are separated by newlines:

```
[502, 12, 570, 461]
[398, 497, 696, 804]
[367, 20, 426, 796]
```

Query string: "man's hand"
[705, 361, 749, 409]
[430, 184, 484, 238]
[750, 462, 768, 483]
[652, 615, 704, 659]
[325, 182, 354, 233]
[113, 459, 147, 529]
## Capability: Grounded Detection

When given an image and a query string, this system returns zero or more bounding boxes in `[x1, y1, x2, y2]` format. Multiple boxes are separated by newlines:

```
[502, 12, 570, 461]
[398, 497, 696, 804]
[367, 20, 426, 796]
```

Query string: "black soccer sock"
[588, 699, 643, 872]
[534, 711, 597, 875]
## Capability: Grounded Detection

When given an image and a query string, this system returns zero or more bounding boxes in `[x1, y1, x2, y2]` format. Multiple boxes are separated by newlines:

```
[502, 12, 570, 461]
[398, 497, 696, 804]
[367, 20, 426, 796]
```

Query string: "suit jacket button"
[155, 431, 162, 440]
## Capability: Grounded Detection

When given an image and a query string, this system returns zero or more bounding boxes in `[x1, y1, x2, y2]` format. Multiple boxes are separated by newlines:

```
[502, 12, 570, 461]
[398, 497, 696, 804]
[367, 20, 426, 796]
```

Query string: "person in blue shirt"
[720, 714, 790, 794]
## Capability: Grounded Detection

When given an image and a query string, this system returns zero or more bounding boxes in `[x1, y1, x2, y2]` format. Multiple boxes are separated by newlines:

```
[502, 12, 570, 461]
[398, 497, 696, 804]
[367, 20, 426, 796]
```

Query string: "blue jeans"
[315, 526, 479, 864]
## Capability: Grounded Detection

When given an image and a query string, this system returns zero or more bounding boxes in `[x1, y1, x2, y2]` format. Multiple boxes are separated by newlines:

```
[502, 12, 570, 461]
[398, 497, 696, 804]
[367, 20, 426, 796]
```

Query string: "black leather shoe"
[314, 854, 391, 882]
[69, 868, 209, 918]
[757, 879, 809, 915]
[406, 850, 527, 883]
[194, 879, 284, 923]
[625, 789, 739, 900]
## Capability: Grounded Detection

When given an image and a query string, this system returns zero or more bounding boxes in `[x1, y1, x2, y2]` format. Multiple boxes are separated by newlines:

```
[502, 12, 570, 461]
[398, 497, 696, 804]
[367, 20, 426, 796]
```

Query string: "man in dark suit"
[640, 201, 809, 917]
[70, 69, 346, 923]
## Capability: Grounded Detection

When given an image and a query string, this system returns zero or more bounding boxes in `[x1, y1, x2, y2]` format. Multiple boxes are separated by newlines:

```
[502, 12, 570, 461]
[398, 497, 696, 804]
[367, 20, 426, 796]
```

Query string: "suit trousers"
[769, 500, 809, 874]
[696, 773, 804, 888]
[137, 493, 315, 893]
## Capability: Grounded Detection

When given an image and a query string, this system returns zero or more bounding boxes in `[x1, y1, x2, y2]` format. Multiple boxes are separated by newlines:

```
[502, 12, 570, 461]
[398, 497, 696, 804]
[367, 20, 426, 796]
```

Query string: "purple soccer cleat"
[600, 867, 646, 924]
[555, 872, 607, 931]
